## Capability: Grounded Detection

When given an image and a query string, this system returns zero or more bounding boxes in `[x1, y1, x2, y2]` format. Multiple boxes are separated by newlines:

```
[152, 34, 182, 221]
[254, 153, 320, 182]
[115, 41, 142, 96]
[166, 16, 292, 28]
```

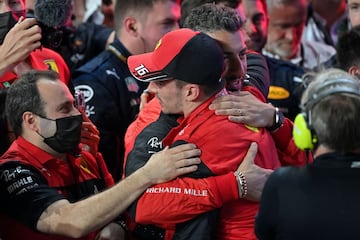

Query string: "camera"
[37, 22, 64, 49]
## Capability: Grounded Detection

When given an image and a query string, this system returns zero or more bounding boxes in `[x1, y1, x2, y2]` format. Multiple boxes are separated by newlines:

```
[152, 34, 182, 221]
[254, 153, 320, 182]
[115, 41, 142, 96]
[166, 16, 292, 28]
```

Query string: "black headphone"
[293, 77, 360, 150]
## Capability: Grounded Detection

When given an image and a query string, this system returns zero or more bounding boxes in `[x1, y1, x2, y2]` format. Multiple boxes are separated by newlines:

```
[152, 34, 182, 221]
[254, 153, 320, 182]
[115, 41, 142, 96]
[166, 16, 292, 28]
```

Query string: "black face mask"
[0, 11, 18, 45]
[38, 115, 83, 153]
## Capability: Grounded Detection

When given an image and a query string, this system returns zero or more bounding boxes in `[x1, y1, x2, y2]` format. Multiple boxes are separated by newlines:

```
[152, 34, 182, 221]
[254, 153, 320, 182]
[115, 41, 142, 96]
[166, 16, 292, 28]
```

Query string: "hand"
[80, 110, 100, 155]
[96, 222, 125, 240]
[209, 91, 275, 127]
[236, 142, 273, 202]
[139, 89, 154, 111]
[0, 17, 41, 77]
[142, 144, 201, 184]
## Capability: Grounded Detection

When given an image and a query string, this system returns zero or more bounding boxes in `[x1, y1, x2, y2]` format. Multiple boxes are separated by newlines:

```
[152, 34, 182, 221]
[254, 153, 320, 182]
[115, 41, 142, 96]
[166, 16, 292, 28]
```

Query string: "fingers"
[175, 157, 201, 169]
[237, 142, 258, 172]
[165, 143, 198, 154]
[82, 121, 99, 134]
[81, 130, 100, 143]
[145, 144, 202, 184]
[174, 165, 199, 176]
[139, 89, 154, 111]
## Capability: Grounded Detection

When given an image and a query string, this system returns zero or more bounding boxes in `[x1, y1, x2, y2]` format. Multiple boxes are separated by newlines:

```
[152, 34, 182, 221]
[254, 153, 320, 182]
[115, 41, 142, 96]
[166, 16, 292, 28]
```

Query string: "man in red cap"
[126, 28, 281, 240]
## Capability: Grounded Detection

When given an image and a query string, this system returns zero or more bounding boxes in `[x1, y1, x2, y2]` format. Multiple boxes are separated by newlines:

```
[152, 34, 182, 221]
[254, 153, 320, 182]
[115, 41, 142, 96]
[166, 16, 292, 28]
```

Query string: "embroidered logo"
[268, 86, 290, 100]
[80, 158, 92, 175]
[125, 76, 140, 92]
[106, 68, 120, 80]
[147, 137, 163, 154]
[74, 85, 94, 103]
[44, 59, 59, 73]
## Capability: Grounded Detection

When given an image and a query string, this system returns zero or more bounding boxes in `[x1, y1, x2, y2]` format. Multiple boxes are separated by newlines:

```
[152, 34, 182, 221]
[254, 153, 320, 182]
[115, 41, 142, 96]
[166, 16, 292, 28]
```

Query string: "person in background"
[242, 0, 306, 120]
[0, 0, 70, 87]
[336, 25, 360, 78]
[0, 69, 201, 240]
[264, 0, 336, 71]
[25, 0, 115, 76]
[255, 68, 360, 239]
[302, 0, 349, 47]
[101, 0, 116, 28]
[348, 0, 360, 27]
[72, 0, 181, 181]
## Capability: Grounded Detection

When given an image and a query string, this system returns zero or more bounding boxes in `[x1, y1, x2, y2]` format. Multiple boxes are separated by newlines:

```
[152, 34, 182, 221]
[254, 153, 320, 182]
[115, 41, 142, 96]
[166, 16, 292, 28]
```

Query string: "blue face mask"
[0, 11, 17, 44]
[37, 115, 83, 153]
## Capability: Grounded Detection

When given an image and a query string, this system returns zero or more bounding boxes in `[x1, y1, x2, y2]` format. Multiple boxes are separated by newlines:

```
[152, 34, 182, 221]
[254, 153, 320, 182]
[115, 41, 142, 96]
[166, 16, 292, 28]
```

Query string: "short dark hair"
[183, 3, 244, 33]
[6, 70, 59, 136]
[175, 79, 225, 98]
[114, 0, 175, 31]
[336, 25, 360, 71]
[180, 0, 241, 26]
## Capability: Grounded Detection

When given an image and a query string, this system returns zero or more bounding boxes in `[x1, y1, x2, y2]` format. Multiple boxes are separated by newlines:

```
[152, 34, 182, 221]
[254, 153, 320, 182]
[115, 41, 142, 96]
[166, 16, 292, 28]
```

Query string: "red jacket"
[124, 86, 310, 239]
[0, 137, 113, 240]
[131, 89, 280, 240]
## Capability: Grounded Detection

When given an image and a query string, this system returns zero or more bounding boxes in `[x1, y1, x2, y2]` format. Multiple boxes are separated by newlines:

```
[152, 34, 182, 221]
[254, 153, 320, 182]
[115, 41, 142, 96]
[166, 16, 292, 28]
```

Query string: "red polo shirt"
[0, 137, 113, 240]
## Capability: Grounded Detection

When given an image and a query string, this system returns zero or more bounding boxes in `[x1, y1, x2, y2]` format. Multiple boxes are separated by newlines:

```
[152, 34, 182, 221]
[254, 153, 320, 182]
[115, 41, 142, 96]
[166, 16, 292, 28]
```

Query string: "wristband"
[234, 171, 248, 198]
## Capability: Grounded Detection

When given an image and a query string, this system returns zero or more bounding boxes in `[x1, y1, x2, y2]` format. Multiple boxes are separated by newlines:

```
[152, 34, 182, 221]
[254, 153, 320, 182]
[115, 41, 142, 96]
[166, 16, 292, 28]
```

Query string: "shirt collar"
[313, 152, 360, 168]
[262, 47, 303, 66]
[15, 136, 57, 164]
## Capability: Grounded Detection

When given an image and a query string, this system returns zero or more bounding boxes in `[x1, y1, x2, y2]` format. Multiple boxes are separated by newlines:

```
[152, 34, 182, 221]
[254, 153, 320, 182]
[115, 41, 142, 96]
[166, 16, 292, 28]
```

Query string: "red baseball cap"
[127, 28, 224, 85]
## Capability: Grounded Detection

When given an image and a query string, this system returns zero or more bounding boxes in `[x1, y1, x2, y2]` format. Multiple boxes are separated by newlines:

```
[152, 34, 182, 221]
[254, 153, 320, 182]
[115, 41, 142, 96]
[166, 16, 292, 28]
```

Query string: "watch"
[267, 107, 284, 132]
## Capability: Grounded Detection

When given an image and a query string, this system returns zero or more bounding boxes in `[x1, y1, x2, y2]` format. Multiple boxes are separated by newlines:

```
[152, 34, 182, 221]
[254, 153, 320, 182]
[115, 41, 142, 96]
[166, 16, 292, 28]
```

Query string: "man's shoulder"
[72, 50, 131, 85]
[302, 40, 336, 62]
[265, 56, 305, 74]
[73, 51, 113, 77]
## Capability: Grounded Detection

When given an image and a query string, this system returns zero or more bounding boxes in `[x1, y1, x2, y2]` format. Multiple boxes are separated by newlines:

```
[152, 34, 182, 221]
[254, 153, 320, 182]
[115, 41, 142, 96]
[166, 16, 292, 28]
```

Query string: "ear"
[23, 111, 39, 132]
[348, 66, 360, 77]
[184, 84, 200, 102]
[124, 16, 138, 36]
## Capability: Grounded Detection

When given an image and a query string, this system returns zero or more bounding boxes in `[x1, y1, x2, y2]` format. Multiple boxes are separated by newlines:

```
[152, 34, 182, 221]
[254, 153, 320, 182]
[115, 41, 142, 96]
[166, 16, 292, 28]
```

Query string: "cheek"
[267, 26, 281, 42]
[350, 12, 360, 26]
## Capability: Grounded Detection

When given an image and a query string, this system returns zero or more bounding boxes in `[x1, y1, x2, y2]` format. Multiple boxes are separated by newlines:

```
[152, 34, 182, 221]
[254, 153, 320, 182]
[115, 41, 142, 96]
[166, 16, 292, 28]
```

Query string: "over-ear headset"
[293, 77, 360, 150]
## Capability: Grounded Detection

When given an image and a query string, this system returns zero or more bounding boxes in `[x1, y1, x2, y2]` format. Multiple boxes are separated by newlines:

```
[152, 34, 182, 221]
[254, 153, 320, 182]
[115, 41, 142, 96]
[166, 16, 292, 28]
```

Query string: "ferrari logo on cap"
[155, 39, 162, 50]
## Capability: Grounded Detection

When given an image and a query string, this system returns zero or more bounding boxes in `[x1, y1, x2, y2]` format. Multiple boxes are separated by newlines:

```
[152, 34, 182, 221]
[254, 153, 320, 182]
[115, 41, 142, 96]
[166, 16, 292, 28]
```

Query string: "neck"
[183, 102, 202, 118]
[313, 145, 334, 158]
[116, 31, 145, 55]
[22, 132, 67, 160]
[183, 92, 216, 118]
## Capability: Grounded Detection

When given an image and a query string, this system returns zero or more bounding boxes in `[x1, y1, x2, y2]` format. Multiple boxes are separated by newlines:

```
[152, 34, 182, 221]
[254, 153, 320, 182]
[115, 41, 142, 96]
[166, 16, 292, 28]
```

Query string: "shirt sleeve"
[245, 51, 270, 98]
[0, 161, 65, 230]
[271, 119, 312, 166]
[134, 173, 239, 227]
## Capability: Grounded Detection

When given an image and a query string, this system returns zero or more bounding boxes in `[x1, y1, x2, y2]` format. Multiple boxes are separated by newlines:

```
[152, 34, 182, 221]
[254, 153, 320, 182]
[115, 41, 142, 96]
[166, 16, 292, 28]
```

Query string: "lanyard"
[107, 44, 128, 63]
